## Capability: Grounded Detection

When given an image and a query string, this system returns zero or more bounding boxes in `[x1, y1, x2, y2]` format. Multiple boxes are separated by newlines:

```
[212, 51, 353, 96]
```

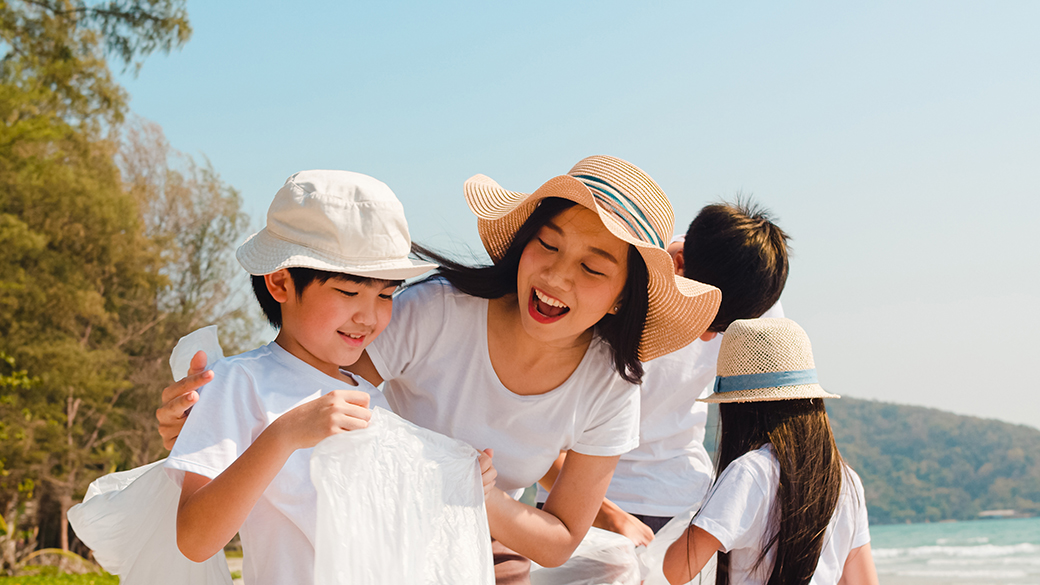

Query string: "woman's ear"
[265, 269, 292, 303]
[671, 248, 684, 277]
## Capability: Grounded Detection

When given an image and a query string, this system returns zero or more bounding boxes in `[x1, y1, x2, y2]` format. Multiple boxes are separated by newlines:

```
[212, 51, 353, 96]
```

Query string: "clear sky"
[116, 1, 1040, 430]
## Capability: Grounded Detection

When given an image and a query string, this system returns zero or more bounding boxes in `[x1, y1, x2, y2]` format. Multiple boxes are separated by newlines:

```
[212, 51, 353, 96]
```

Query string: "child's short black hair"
[251, 268, 402, 329]
[683, 198, 790, 332]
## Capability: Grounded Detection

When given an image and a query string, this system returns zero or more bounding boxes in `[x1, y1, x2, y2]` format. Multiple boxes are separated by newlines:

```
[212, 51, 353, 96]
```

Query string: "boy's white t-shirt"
[164, 342, 390, 585]
[604, 302, 784, 517]
[367, 278, 641, 495]
[538, 302, 783, 516]
[692, 445, 871, 585]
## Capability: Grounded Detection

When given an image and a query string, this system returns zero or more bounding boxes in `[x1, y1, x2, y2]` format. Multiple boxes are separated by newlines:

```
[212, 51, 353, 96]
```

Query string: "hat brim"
[465, 174, 721, 361]
[698, 383, 840, 404]
[236, 229, 437, 280]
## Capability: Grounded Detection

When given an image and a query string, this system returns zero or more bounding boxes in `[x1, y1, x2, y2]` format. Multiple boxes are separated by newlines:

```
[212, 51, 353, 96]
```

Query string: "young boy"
[164, 170, 435, 585]
[538, 199, 790, 545]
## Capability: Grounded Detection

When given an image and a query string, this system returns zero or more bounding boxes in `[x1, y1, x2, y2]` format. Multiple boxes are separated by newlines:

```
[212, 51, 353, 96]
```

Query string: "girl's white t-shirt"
[367, 278, 641, 494]
[692, 445, 871, 585]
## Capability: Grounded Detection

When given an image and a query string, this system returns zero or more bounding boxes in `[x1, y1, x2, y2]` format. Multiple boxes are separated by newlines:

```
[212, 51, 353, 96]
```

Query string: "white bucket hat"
[236, 170, 436, 280]
[699, 318, 840, 403]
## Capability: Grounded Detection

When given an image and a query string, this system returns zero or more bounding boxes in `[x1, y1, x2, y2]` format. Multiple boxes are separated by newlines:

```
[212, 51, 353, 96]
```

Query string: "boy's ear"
[671, 248, 684, 277]
[265, 269, 292, 303]
[699, 331, 718, 342]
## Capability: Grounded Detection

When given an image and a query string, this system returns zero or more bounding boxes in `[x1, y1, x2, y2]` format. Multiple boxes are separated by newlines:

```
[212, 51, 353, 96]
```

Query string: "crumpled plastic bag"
[68, 327, 232, 585]
[68, 460, 233, 585]
[530, 527, 641, 585]
[169, 324, 224, 381]
[639, 505, 716, 585]
[311, 407, 494, 585]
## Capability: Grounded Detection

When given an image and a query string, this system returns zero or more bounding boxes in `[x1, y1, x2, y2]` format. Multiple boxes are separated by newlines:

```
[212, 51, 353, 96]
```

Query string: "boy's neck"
[273, 332, 358, 386]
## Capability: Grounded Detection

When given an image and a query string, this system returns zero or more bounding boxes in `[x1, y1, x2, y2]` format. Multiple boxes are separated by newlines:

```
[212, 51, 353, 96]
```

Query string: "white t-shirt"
[164, 342, 391, 585]
[367, 278, 641, 495]
[539, 302, 783, 515]
[692, 445, 871, 585]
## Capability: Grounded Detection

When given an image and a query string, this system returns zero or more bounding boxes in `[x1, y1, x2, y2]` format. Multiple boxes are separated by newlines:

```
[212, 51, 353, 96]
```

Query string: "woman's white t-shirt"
[368, 279, 641, 495]
[692, 445, 870, 585]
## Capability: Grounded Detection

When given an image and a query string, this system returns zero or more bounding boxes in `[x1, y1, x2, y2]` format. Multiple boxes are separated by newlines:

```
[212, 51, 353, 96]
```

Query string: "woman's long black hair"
[411, 197, 649, 384]
[709, 399, 845, 585]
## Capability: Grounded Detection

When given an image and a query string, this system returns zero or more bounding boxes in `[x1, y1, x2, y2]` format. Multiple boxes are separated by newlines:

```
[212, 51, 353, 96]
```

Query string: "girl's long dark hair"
[711, 399, 844, 585]
[411, 197, 649, 384]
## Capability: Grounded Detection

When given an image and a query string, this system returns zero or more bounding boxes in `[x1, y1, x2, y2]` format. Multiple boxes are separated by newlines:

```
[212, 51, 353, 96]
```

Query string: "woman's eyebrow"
[588, 247, 619, 264]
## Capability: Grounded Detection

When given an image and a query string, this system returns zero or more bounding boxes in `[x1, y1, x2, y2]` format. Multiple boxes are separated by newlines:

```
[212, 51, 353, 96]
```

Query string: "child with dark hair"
[663, 318, 877, 585]
[539, 199, 790, 545]
[164, 170, 438, 585]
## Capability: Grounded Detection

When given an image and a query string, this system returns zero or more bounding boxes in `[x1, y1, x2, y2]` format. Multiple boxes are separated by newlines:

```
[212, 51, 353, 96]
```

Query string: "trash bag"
[529, 527, 640, 585]
[311, 407, 494, 585]
[639, 505, 716, 585]
[169, 324, 224, 380]
[68, 327, 232, 585]
[68, 460, 233, 585]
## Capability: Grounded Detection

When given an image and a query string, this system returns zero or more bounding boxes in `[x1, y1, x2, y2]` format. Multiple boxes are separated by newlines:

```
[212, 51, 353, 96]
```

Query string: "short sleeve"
[570, 375, 640, 457]
[849, 470, 871, 549]
[693, 456, 774, 552]
[164, 359, 266, 485]
[368, 279, 450, 382]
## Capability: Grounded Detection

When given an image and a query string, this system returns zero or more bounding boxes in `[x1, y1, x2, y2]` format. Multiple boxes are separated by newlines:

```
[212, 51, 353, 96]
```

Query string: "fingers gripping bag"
[68, 326, 230, 584]
[311, 407, 494, 585]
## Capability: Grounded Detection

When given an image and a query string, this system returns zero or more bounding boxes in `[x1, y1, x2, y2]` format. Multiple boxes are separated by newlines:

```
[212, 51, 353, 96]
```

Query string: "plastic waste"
[68, 327, 232, 585]
[640, 505, 716, 585]
[68, 460, 233, 584]
[169, 324, 224, 380]
[311, 407, 494, 585]
[530, 527, 640, 585]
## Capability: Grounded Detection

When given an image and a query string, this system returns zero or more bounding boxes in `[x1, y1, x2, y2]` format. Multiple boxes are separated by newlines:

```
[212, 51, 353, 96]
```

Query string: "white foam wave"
[927, 556, 1040, 567]
[873, 542, 1039, 559]
[936, 536, 991, 545]
[896, 569, 1029, 578]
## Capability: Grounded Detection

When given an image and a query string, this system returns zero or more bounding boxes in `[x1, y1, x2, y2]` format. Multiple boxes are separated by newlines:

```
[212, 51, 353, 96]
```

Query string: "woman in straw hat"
[662, 318, 878, 585]
[157, 155, 721, 583]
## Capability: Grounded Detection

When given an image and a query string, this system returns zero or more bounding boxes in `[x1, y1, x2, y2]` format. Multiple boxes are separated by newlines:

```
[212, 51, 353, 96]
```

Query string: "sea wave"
[873, 543, 1039, 559]
[926, 557, 1040, 567]
[895, 569, 1029, 578]
[936, 536, 990, 545]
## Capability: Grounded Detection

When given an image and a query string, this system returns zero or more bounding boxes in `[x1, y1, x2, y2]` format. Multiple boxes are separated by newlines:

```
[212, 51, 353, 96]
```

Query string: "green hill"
[703, 398, 1040, 524]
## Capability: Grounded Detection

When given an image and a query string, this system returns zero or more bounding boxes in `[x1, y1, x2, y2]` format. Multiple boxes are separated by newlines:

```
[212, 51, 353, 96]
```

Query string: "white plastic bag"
[68, 460, 233, 585]
[169, 324, 224, 380]
[68, 327, 232, 585]
[530, 527, 640, 585]
[311, 407, 494, 585]
[639, 505, 716, 585]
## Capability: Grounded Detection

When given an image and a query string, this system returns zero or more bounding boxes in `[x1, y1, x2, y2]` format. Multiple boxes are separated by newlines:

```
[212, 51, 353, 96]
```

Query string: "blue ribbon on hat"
[713, 368, 818, 393]
[572, 174, 665, 248]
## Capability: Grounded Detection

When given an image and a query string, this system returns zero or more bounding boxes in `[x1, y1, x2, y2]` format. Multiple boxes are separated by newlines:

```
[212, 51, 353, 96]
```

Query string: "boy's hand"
[270, 390, 373, 451]
[158, 350, 213, 450]
[478, 448, 497, 499]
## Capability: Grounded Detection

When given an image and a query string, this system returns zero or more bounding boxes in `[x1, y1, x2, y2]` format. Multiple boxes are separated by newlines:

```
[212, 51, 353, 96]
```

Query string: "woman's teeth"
[534, 289, 567, 309]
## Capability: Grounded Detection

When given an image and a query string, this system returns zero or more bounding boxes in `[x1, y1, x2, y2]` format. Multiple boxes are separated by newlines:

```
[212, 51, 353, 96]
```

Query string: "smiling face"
[516, 206, 630, 348]
[269, 270, 396, 377]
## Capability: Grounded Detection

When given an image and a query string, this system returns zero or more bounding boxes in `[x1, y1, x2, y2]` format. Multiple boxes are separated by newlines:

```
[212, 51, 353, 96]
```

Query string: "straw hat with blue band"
[700, 317, 840, 403]
[463, 155, 722, 362]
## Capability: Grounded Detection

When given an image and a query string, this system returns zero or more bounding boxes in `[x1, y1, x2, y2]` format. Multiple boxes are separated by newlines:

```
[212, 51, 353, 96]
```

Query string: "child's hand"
[270, 390, 372, 451]
[478, 448, 497, 499]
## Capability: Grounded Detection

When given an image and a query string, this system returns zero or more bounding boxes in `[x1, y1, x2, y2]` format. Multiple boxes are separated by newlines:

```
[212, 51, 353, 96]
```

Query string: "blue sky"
[117, 1, 1040, 429]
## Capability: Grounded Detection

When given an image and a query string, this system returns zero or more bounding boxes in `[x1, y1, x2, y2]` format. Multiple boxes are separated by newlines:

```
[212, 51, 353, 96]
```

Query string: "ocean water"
[871, 517, 1040, 585]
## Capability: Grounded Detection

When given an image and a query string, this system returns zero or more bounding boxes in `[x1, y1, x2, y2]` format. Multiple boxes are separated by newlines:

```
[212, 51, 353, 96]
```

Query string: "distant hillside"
[702, 398, 1040, 524]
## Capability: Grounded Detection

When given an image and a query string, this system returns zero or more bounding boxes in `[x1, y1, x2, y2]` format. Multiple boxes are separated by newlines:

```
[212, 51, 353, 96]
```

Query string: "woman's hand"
[596, 504, 654, 547]
[157, 350, 213, 450]
[266, 390, 373, 451]
[478, 448, 497, 499]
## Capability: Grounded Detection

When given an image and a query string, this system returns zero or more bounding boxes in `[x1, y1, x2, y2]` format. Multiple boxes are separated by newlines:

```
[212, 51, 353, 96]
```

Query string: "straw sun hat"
[463, 155, 722, 362]
[700, 318, 840, 403]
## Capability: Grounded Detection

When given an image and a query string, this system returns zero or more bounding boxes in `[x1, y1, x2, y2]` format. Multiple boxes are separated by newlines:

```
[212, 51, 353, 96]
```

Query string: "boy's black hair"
[683, 198, 790, 332]
[251, 268, 402, 329]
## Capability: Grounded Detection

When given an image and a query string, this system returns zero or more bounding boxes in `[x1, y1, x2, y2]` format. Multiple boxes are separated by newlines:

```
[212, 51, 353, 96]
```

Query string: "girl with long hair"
[663, 318, 878, 585]
[157, 156, 722, 583]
